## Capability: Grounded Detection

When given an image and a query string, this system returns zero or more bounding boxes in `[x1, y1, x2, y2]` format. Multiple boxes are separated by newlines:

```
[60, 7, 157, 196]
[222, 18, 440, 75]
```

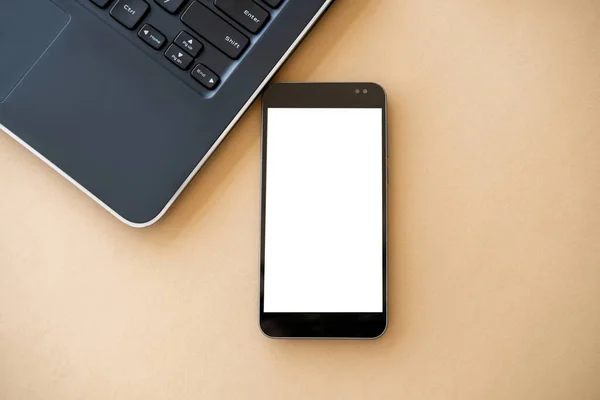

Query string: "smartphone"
[259, 83, 388, 339]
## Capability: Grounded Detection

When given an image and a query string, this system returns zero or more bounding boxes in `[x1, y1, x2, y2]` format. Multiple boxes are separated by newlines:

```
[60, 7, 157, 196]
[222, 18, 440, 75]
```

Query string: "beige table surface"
[2, 1, 600, 399]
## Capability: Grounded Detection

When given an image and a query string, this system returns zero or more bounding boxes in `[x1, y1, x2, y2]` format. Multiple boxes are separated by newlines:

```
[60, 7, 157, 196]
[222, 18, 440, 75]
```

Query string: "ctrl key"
[165, 44, 193, 70]
[191, 64, 219, 90]
[110, 0, 149, 29]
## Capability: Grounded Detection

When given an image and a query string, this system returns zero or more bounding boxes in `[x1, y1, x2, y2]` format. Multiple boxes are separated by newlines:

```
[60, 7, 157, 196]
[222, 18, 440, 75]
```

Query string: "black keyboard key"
[90, 0, 112, 8]
[181, 2, 249, 59]
[138, 24, 166, 49]
[154, 0, 187, 14]
[110, 0, 149, 29]
[191, 64, 219, 89]
[175, 31, 203, 57]
[214, 0, 269, 34]
[165, 44, 193, 69]
[262, 0, 283, 8]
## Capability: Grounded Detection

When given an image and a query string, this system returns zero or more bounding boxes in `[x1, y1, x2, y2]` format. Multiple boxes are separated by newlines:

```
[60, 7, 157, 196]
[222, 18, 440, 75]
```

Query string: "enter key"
[214, 0, 270, 34]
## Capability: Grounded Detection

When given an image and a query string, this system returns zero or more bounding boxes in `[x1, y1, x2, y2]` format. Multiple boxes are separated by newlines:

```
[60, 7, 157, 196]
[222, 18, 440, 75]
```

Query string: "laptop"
[0, 0, 334, 227]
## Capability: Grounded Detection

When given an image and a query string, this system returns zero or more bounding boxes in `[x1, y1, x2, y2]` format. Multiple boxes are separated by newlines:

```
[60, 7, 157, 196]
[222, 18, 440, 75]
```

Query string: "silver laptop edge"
[0, 0, 333, 228]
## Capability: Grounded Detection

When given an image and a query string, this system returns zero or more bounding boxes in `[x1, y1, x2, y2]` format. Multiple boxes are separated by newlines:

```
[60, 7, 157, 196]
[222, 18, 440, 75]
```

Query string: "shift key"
[181, 1, 249, 59]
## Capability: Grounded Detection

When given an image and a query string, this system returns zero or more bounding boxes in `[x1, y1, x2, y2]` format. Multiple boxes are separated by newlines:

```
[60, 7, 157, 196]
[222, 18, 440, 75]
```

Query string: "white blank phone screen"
[263, 108, 383, 313]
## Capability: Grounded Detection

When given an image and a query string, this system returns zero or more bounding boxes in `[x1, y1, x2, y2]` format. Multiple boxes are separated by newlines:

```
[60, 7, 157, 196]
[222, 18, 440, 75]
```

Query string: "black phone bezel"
[259, 82, 388, 339]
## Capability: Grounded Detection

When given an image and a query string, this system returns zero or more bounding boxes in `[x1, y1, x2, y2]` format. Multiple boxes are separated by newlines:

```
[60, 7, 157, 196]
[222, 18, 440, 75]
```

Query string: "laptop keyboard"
[89, 0, 284, 91]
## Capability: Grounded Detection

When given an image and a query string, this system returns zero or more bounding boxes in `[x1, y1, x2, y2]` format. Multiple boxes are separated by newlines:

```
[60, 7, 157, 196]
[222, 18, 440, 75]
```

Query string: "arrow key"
[175, 31, 203, 57]
[191, 64, 220, 90]
[165, 44, 193, 70]
[138, 24, 166, 50]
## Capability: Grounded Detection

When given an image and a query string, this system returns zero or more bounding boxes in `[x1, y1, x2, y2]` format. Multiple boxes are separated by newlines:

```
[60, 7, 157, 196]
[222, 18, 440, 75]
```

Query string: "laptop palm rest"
[0, 0, 70, 102]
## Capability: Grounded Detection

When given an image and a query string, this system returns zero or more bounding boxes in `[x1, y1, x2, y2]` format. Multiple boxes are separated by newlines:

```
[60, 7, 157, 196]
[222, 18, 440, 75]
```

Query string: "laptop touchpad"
[0, 0, 70, 102]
